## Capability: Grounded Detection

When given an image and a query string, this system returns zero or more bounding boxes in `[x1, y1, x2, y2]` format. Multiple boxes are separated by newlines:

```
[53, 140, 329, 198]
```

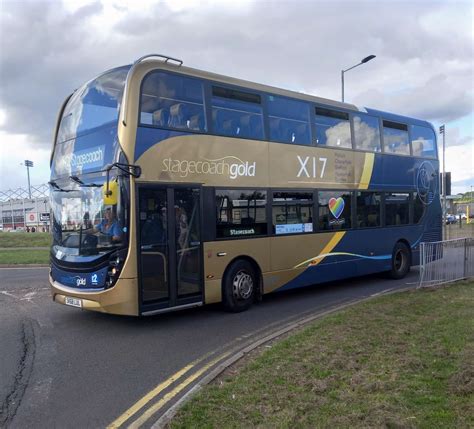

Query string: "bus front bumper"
[49, 274, 139, 316]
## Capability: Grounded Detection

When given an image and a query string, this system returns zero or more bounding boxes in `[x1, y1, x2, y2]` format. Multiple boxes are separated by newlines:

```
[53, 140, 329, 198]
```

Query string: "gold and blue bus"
[49, 54, 441, 316]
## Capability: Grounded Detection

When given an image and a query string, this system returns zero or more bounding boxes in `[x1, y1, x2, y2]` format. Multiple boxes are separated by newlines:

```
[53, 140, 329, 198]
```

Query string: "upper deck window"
[411, 125, 437, 158]
[315, 108, 352, 149]
[267, 96, 311, 145]
[211, 86, 264, 140]
[353, 113, 381, 152]
[140, 72, 206, 132]
[383, 120, 410, 155]
[57, 66, 130, 143]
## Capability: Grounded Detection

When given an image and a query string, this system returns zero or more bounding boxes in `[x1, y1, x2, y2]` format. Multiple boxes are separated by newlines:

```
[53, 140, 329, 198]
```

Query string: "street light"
[440, 125, 446, 223]
[24, 160, 34, 199]
[341, 55, 376, 102]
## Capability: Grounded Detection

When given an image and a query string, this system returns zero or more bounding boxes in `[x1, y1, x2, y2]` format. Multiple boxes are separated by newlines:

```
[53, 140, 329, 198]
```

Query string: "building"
[0, 184, 51, 231]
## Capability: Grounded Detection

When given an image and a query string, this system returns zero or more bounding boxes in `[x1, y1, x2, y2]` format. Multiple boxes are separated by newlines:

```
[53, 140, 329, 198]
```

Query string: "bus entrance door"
[138, 186, 202, 315]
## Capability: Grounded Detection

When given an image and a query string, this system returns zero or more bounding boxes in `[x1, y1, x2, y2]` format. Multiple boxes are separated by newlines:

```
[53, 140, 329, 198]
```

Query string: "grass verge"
[0, 249, 50, 265]
[171, 282, 474, 429]
[0, 232, 51, 248]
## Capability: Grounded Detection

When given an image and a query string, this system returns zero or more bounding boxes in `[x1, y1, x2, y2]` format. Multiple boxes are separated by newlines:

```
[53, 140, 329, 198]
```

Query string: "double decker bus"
[49, 54, 441, 316]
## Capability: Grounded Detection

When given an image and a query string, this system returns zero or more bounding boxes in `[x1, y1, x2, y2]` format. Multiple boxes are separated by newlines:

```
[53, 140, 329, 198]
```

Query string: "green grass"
[171, 282, 474, 429]
[0, 232, 51, 248]
[0, 249, 50, 265]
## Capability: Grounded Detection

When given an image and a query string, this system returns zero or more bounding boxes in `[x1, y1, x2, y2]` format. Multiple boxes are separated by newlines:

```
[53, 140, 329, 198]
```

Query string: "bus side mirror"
[103, 181, 118, 205]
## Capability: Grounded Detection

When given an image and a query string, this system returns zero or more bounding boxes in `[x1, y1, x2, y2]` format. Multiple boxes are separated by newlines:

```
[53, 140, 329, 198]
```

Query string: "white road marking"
[370, 288, 394, 297]
[1, 288, 49, 301]
[0, 290, 18, 298]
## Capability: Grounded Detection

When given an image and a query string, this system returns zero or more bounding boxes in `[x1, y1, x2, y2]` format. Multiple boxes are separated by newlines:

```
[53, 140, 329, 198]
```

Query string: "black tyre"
[389, 242, 411, 279]
[223, 259, 256, 312]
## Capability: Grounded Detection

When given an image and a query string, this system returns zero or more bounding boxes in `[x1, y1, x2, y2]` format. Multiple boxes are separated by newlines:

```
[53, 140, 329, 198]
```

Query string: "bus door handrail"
[120, 53, 183, 127]
[141, 250, 167, 282]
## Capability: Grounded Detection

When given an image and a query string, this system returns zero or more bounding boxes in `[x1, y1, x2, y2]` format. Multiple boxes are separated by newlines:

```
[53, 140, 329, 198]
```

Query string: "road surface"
[0, 267, 417, 428]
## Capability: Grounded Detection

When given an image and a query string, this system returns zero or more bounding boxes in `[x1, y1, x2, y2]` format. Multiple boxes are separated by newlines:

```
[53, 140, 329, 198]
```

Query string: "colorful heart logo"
[328, 197, 345, 219]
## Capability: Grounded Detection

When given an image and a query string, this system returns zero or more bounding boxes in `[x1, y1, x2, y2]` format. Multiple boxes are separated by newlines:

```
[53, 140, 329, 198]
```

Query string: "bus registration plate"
[65, 297, 82, 308]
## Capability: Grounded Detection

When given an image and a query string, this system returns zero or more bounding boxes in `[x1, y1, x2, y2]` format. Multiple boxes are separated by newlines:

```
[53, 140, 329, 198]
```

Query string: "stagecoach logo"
[230, 228, 255, 236]
[64, 145, 105, 171]
[162, 156, 256, 180]
[415, 161, 437, 205]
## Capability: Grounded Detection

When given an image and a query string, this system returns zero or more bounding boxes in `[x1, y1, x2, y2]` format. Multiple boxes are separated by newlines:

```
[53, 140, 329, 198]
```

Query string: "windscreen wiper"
[69, 176, 102, 188]
[48, 180, 74, 192]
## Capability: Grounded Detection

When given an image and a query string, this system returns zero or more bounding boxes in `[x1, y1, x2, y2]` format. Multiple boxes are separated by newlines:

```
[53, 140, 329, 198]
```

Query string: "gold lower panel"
[50, 275, 139, 316]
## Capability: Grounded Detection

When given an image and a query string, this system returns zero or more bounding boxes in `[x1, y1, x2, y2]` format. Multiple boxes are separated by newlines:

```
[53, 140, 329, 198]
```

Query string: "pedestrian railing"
[419, 237, 474, 288]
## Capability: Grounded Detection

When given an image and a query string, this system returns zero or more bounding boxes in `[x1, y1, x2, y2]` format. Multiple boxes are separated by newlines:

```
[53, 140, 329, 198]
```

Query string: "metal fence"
[419, 237, 474, 287]
[0, 184, 49, 202]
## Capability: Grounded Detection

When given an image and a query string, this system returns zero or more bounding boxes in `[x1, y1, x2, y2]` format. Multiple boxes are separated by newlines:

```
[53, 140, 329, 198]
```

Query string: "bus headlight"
[106, 249, 127, 288]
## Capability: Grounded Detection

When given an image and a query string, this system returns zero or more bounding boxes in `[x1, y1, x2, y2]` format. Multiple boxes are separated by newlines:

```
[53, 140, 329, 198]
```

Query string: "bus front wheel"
[389, 242, 411, 279]
[223, 260, 256, 312]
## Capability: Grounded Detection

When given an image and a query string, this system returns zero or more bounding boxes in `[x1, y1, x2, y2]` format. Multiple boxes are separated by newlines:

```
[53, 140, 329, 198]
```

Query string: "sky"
[0, 0, 472, 194]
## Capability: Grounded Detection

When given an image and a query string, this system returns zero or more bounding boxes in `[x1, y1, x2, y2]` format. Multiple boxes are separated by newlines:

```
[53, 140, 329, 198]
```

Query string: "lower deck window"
[385, 193, 410, 225]
[216, 189, 267, 238]
[272, 191, 313, 234]
[319, 191, 352, 230]
[356, 192, 381, 227]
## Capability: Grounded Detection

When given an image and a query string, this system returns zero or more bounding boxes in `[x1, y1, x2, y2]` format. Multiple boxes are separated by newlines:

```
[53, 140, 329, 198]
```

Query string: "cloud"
[0, 1, 105, 145]
[442, 125, 473, 148]
[354, 73, 473, 123]
[0, 0, 472, 190]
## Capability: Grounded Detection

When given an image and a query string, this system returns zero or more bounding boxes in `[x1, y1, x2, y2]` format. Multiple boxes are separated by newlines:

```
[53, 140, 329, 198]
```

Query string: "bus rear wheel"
[389, 242, 411, 279]
[223, 260, 256, 312]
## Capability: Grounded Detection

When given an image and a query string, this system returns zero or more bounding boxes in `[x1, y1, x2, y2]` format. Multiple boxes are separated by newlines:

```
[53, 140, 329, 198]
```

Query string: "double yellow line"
[108, 352, 229, 428]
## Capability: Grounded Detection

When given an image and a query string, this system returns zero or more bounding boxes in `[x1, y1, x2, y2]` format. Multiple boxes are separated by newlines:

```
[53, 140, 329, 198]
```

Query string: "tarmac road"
[0, 267, 418, 428]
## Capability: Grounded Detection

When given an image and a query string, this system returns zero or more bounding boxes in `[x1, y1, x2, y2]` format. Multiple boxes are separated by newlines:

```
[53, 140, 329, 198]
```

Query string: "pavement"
[0, 266, 419, 428]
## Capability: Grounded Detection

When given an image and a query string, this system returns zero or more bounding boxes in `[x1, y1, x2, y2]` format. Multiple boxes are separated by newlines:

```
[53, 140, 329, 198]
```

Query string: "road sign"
[40, 212, 50, 222]
[26, 212, 38, 225]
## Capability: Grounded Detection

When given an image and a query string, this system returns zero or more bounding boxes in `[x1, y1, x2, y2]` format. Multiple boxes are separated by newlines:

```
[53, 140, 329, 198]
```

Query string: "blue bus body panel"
[275, 222, 440, 292]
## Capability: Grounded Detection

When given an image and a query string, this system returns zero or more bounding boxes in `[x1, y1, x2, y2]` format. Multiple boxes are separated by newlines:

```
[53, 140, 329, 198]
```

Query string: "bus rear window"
[411, 125, 437, 158]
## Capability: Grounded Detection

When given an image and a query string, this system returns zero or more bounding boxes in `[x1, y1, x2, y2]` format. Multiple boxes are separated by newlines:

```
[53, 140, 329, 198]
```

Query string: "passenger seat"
[169, 103, 187, 129]
[152, 108, 169, 127]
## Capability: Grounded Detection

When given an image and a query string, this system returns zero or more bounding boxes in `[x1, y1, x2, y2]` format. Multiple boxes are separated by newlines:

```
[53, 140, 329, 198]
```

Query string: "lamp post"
[24, 160, 34, 199]
[439, 125, 446, 223]
[341, 55, 376, 102]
